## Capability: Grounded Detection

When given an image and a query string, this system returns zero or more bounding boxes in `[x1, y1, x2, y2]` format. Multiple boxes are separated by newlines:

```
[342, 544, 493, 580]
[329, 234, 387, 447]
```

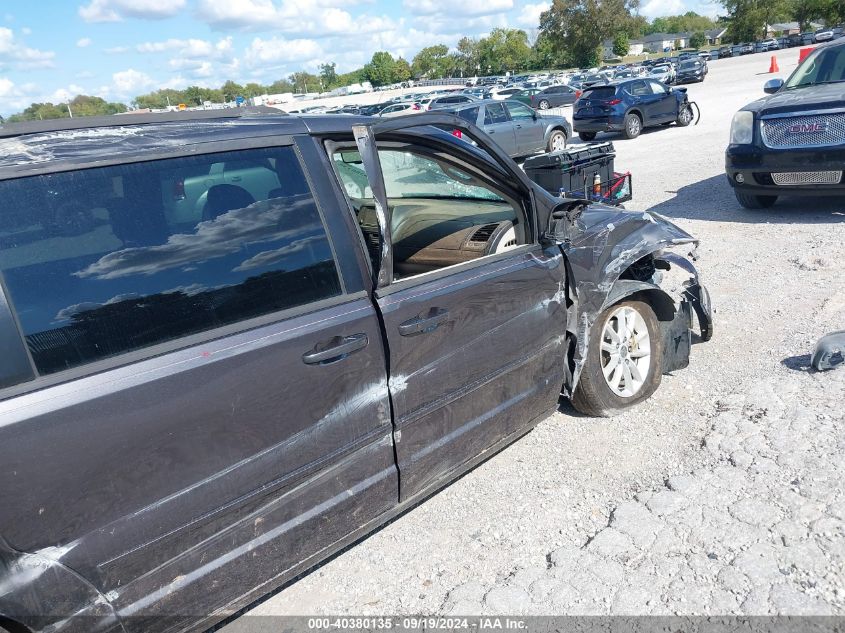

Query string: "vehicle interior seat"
[203, 184, 256, 221]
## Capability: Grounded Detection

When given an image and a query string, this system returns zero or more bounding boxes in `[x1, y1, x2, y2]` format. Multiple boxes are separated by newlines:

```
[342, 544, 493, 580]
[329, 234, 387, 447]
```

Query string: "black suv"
[573, 78, 695, 140]
[0, 109, 711, 633]
[726, 38, 845, 208]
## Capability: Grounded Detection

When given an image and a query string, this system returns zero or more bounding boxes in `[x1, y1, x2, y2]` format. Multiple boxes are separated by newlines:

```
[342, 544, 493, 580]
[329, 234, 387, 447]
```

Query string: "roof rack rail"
[0, 105, 286, 139]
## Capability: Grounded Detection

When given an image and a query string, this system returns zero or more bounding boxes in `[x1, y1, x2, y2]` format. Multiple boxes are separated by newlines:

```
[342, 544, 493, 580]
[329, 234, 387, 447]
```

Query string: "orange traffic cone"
[769, 55, 779, 73]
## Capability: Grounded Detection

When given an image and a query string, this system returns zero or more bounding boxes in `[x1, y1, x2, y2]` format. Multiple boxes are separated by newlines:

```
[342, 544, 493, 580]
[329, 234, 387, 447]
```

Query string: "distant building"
[601, 38, 645, 58]
[642, 32, 687, 52]
[766, 22, 822, 36]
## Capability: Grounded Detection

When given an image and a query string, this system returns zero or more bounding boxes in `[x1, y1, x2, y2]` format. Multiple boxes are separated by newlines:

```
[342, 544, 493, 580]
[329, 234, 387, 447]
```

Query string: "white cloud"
[244, 36, 323, 67]
[0, 77, 15, 98]
[50, 84, 85, 102]
[104, 45, 129, 53]
[77, 37, 92, 47]
[79, 0, 187, 23]
[196, 0, 393, 36]
[639, 0, 718, 18]
[21, 26, 31, 35]
[137, 36, 233, 60]
[402, 0, 513, 17]
[0, 27, 55, 69]
[516, 2, 549, 27]
[111, 68, 155, 96]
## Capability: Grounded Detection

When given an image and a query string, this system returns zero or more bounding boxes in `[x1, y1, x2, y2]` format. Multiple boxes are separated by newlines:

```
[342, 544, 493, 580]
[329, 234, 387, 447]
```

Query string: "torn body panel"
[557, 203, 712, 394]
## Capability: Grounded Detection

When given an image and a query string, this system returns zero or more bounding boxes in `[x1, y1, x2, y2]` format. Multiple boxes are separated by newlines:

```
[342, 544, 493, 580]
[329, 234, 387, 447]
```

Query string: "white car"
[760, 38, 780, 50]
[489, 87, 523, 100]
[815, 29, 834, 42]
[649, 64, 674, 84]
[378, 102, 422, 117]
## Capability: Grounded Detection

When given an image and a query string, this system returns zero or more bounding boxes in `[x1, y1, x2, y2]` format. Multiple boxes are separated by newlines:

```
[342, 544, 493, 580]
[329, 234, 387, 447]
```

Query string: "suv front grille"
[760, 112, 845, 148]
[771, 171, 842, 185]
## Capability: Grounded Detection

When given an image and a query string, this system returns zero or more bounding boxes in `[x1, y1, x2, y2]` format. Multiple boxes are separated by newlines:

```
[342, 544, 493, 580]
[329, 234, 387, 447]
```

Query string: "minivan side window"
[0, 147, 341, 376]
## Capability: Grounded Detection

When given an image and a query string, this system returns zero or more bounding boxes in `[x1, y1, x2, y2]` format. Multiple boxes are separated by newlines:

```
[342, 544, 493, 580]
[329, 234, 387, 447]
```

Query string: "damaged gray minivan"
[0, 108, 711, 633]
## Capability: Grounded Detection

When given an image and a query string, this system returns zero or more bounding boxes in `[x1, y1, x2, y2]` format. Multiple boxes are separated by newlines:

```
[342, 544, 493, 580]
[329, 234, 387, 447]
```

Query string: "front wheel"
[622, 112, 642, 139]
[735, 190, 778, 209]
[676, 104, 693, 126]
[547, 129, 567, 152]
[571, 300, 663, 417]
[579, 131, 597, 142]
[538, 99, 551, 110]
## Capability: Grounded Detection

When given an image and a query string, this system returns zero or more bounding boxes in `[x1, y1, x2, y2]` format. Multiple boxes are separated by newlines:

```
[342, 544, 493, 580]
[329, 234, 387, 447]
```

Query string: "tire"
[676, 104, 693, 126]
[547, 129, 567, 152]
[579, 131, 597, 142]
[538, 99, 551, 110]
[571, 300, 663, 417]
[622, 112, 642, 139]
[734, 190, 778, 209]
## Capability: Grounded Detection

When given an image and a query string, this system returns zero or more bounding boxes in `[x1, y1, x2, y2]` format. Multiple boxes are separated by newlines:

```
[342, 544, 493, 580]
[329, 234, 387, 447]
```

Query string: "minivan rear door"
[0, 141, 398, 631]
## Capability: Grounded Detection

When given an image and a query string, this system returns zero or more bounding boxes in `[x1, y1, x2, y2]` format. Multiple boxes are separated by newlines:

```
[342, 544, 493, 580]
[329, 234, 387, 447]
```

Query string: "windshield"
[651, 66, 669, 73]
[785, 44, 845, 88]
[680, 61, 700, 69]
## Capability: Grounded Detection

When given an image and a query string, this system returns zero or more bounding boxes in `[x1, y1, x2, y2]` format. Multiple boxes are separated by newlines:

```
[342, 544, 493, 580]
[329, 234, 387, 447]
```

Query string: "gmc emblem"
[787, 122, 828, 134]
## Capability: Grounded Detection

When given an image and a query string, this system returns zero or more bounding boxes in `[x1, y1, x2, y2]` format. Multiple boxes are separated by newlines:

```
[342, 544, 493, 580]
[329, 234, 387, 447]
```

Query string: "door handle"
[302, 333, 368, 365]
[486, 129, 495, 134]
[515, 124, 522, 129]
[229, 176, 242, 182]
[398, 308, 449, 336]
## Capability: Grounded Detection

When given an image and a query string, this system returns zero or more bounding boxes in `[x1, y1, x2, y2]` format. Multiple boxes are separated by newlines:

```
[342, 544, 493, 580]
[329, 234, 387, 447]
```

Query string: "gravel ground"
[224, 49, 845, 623]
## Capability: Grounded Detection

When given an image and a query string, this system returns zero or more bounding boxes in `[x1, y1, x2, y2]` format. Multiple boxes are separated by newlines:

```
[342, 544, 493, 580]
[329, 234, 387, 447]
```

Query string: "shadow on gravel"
[647, 174, 845, 224]
[781, 353, 813, 372]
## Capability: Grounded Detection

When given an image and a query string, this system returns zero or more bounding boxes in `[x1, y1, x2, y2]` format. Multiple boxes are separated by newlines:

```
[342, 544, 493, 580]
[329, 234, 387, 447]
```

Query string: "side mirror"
[763, 78, 783, 94]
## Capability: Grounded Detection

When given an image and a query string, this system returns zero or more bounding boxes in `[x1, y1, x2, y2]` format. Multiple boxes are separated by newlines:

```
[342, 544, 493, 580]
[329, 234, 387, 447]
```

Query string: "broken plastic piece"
[811, 331, 845, 371]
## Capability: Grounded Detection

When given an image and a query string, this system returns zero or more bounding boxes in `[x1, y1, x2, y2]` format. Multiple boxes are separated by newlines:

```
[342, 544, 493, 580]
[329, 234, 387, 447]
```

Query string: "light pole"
[66, 102, 73, 118]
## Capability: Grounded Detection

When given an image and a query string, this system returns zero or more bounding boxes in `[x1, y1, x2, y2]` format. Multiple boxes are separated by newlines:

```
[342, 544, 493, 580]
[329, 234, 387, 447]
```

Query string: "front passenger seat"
[202, 184, 256, 221]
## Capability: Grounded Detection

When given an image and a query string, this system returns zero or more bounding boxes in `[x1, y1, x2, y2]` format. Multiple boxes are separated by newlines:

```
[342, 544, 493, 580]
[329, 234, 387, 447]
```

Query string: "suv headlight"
[730, 111, 754, 144]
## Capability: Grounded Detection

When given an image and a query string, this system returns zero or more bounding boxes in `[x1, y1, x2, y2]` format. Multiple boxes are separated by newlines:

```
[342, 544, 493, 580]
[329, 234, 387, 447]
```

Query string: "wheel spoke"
[601, 341, 616, 353]
[630, 346, 650, 359]
[605, 321, 621, 343]
[611, 363, 625, 390]
[628, 359, 644, 383]
[622, 362, 634, 391]
[602, 354, 620, 377]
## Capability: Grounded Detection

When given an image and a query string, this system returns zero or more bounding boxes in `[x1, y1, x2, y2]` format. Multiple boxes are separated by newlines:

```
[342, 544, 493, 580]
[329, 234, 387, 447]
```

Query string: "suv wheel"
[622, 113, 642, 139]
[547, 129, 567, 152]
[735, 190, 778, 209]
[571, 300, 663, 417]
[676, 104, 693, 126]
[538, 99, 551, 110]
[579, 131, 597, 142]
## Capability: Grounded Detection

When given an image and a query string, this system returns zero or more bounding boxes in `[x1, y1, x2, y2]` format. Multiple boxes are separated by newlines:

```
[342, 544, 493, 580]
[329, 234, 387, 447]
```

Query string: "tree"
[394, 57, 412, 82]
[477, 28, 532, 74]
[719, 0, 788, 43]
[411, 44, 450, 78]
[645, 11, 716, 35]
[455, 37, 480, 76]
[613, 33, 630, 57]
[539, 0, 641, 68]
[319, 62, 338, 88]
[689, 31, 707, 48]
[289, 71, 321, 93]
[363, 51, 398, 86]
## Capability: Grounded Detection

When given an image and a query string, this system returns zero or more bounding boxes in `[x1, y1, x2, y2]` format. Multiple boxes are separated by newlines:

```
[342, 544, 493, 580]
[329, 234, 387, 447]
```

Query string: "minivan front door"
[345, 135, 568, 500]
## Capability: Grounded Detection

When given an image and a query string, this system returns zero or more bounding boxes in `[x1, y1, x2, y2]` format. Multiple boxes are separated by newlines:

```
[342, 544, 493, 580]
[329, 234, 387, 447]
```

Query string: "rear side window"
[581, 87, 617, 100]
[484, 103, 509, 124]
[0, 146, 341, 376]
[456, 107, 480, 124]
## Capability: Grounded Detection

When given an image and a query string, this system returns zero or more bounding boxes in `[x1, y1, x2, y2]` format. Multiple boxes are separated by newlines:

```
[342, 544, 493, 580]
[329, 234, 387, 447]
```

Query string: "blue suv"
[573, 78, 694, 141]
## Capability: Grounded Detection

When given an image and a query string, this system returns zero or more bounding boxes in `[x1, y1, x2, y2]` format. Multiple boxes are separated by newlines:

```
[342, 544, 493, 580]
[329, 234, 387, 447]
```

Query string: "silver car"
[445, 99, 572, 157]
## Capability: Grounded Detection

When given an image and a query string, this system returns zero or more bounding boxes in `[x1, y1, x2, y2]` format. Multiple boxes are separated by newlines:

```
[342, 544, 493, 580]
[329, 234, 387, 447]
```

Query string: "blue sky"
[0, 0, 719, 114]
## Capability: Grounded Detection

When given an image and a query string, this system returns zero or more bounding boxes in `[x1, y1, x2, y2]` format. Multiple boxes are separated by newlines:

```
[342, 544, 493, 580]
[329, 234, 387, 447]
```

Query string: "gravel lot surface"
[224, 49, 845, 623]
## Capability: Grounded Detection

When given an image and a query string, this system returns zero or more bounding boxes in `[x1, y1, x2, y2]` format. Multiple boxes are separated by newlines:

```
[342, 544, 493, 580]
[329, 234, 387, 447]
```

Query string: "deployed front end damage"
[553, 202, 713, 396]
